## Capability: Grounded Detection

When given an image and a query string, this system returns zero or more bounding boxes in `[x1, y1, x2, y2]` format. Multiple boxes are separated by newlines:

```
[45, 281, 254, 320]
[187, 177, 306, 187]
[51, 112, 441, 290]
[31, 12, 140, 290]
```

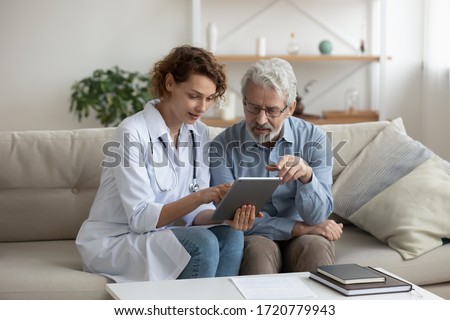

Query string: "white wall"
[385, 0, 424, 141]
[384, 0, 450, 162]
[0, 0, 444, 160]
[201, 0, 374, 118]
[0, 0, 190, 130]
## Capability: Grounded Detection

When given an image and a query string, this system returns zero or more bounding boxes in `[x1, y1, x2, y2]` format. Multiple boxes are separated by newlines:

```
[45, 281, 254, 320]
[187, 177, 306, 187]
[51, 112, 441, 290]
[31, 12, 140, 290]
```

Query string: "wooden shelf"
[201, 110, 379, 128]
[322, 109, 379, 120]
[201, 117, 243, 127]
[295, 110, 379, 124]
[216, 55, 388, 63]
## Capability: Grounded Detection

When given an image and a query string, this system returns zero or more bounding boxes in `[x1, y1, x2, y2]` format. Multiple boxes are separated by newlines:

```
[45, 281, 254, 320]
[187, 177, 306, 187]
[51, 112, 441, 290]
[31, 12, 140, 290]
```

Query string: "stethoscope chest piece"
[189, 179, 200, 193]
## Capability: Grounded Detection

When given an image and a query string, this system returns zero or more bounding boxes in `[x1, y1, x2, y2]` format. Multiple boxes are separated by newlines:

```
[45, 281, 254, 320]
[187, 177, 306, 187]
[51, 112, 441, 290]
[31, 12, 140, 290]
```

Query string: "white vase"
[345, 88, 360, 112]
[256, 37, 266, 56]
[287, 32, 300, 55]
[206, 23, 218, 53]
[220, 91, 236, 120]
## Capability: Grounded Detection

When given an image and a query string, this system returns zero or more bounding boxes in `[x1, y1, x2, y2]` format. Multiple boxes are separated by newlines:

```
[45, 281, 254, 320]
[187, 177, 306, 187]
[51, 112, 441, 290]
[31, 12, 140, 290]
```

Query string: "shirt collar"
[143, 99, 198, 141]
[282, 118, 295, 144]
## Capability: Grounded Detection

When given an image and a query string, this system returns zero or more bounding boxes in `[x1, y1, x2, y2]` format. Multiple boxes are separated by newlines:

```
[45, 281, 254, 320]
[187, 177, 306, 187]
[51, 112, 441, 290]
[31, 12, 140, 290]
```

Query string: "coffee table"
[106, 269, 443, 300]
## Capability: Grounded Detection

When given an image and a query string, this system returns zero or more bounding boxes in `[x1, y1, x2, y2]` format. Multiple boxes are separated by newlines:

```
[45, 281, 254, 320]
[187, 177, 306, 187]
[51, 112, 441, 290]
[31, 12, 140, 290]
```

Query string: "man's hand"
[292, 219, 344, 241]
[266, 155, 313, 184]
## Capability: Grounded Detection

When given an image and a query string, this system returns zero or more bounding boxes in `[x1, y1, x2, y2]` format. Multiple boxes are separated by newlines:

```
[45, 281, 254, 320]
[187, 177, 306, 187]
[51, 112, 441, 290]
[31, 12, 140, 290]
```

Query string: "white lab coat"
[76, 100, 215, 282]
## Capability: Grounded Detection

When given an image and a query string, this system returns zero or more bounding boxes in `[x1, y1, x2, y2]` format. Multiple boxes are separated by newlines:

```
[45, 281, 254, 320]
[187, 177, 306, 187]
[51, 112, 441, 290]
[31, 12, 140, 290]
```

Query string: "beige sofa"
[1, 119, 449, 300]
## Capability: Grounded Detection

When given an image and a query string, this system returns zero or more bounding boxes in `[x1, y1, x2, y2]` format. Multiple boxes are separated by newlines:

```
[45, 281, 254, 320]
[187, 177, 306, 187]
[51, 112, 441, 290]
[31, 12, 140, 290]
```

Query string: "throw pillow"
[348, 155, 450, 259]
[319, 120, 394, 181]
[332, 118, 433, 219]
[440, 158, 450, 175]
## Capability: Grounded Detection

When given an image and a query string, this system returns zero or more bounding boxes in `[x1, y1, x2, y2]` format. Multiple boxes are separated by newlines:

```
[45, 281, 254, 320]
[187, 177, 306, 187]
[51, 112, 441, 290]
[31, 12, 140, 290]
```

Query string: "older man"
[210, 58, 343, 274]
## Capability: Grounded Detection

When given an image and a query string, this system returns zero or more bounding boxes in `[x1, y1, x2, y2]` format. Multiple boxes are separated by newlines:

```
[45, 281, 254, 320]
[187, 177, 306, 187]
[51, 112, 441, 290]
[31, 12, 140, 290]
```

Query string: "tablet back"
[211, 177, 282, 221]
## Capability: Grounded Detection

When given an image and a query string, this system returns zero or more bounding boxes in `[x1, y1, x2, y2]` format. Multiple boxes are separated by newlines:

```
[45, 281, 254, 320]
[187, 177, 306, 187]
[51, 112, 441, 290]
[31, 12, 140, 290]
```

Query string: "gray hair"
[240, 58, 297, 107]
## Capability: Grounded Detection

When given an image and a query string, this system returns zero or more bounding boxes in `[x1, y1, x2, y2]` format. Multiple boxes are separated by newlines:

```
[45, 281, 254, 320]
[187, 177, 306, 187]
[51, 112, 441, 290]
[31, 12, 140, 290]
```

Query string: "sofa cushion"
[0, 128, 115, 242]
[0, 240, 112, 299]
[335, 226, 450, 286]
[332, 118, 433, 219]
[349, 155, 450, 259]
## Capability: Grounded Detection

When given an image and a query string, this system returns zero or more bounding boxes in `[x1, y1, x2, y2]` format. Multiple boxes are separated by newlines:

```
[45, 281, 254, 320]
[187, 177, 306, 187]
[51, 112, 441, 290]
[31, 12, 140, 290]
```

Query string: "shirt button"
[71, 187, 79, 194]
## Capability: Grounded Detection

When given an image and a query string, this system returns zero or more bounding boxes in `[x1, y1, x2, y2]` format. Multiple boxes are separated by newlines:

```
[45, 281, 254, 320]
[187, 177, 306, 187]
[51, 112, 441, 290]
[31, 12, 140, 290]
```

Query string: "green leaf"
[69, 66, 151, 127]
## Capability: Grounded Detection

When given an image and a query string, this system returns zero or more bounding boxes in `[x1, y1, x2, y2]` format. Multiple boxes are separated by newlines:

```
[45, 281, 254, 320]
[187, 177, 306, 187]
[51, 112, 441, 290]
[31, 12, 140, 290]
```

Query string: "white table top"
[106, 270, 443, 300]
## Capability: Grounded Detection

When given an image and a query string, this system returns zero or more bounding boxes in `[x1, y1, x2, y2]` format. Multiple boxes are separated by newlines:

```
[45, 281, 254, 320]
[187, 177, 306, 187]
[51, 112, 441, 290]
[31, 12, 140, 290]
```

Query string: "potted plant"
[70, 66, 152, 127]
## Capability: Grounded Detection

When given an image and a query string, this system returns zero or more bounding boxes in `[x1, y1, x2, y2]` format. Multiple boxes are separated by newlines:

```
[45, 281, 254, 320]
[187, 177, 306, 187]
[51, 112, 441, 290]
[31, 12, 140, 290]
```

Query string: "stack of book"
[309, 264, 412, 296]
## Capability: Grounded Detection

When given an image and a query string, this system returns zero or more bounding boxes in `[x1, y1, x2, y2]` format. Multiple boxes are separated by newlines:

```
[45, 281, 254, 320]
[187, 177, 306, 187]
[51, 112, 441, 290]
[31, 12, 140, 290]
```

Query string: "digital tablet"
[211, 177, 282, 221]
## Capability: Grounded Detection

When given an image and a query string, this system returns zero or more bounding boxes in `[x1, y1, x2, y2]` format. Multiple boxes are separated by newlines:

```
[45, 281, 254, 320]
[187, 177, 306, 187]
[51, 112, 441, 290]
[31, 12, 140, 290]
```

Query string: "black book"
[310, 267, 412, 296]
[317, 263, 386, 284]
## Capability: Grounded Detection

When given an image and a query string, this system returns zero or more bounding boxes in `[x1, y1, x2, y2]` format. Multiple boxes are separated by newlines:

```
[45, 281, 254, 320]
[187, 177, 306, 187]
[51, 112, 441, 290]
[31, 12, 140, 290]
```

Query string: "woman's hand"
[224, 205, 262, 231]
[158, 183, 231, 227]
[196, 183, 232, 205]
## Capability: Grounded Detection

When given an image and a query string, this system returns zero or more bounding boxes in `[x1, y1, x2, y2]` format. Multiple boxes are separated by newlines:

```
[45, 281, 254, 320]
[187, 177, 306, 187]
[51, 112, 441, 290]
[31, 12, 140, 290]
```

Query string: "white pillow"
[349, 155, 450, 259]
[332, 118, 433, 219]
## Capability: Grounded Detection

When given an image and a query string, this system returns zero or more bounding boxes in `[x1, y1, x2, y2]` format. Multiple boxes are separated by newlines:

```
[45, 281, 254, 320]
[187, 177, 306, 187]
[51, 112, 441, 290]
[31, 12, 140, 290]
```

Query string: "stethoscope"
[149, 129, 199, 193]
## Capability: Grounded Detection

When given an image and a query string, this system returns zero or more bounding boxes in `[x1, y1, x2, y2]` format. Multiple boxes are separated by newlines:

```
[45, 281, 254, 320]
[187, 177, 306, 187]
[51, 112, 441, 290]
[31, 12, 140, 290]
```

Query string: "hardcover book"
[310, 267, 412, 296]
[317, 263, 386, 284]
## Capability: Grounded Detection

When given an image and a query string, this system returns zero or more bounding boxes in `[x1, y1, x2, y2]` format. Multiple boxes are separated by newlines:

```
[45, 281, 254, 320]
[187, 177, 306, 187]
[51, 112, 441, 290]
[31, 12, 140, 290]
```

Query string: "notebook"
[310, 267, 412, 296]
[317, 263, 386, 284]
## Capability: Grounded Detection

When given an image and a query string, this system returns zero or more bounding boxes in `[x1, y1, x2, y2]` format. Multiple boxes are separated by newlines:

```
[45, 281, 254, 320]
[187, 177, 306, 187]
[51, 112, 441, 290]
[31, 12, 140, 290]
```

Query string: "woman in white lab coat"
[76, 45, 257, 282]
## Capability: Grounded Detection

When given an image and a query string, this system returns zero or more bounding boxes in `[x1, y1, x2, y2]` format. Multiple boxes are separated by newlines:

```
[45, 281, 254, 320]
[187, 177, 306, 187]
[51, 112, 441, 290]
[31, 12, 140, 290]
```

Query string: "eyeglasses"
[243, 99, 289, 118]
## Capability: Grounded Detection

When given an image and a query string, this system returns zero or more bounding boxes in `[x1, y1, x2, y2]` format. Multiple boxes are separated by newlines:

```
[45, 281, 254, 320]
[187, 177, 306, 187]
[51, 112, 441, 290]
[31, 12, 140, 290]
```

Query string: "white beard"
[247, 124, 282, 144]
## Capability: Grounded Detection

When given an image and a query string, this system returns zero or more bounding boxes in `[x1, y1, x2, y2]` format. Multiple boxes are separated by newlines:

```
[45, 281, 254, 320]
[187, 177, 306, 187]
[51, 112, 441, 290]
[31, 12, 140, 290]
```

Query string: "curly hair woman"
[76, 45, 257, 282]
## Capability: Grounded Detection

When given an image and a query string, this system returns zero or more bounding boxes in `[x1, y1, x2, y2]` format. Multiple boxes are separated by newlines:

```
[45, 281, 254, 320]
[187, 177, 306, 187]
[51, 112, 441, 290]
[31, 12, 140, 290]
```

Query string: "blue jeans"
[172, 225, 243, 279]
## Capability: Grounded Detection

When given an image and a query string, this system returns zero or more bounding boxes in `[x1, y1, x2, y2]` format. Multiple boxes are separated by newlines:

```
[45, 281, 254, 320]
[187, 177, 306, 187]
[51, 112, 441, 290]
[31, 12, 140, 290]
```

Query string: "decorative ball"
[318, 40, 333, 55]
